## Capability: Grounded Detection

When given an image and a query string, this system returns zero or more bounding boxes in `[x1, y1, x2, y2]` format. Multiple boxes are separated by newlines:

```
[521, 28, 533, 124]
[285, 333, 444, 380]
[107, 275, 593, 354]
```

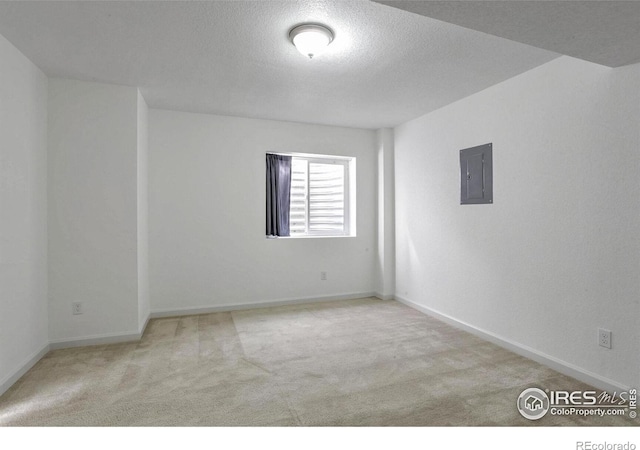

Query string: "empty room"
[0, 0, 639, 437]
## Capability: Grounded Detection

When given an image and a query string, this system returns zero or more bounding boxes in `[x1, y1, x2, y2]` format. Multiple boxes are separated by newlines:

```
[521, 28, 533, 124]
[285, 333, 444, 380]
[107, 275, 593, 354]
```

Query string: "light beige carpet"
[0, 298, 635, 426]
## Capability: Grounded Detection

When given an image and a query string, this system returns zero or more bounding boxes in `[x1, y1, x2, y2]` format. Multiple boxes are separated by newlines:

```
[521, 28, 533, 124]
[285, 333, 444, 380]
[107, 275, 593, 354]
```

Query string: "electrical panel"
[460, 143, 493, 205]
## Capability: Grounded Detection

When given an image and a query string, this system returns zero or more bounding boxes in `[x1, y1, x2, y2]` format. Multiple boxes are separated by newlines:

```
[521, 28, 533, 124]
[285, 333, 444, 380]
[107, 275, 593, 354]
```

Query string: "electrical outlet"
[72, 302, 83, 315]
[320, 271, 327, 281]
[598, 328, 611, 349]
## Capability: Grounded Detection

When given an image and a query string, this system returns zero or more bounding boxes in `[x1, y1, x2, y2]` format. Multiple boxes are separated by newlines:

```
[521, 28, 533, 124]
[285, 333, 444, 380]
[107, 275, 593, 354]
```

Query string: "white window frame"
[269, 152, 356, 238]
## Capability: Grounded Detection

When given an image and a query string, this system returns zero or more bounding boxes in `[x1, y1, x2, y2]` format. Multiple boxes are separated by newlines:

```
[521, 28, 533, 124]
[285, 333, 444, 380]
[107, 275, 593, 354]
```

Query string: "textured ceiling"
[375, 1, 640, 68]
[0, 1, 558, 129]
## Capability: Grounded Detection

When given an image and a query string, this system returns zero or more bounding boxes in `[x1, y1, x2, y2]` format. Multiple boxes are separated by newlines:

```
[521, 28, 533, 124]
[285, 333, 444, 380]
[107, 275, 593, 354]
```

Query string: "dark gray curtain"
[266, 153, 292, 237]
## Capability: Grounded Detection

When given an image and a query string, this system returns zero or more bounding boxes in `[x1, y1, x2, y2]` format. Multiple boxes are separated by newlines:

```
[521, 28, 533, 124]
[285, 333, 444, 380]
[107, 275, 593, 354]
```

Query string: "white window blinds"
[290, 158, 308, 234]
[289, 156, 350, 236]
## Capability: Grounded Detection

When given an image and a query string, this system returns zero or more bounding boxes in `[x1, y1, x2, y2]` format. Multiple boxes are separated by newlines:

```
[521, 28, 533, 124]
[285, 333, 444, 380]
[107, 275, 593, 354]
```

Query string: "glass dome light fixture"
[289, 24, 334, 59]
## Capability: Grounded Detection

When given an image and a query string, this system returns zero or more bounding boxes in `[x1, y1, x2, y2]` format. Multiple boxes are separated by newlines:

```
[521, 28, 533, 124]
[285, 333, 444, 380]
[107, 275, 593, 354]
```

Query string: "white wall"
[137, 91, 150, 332]
[149, 109, 377, 313]
[48, 79, 141, 343]
[395, 56, 640, 390]
[376, 128, 395, 299]
[0, 34, 49, 394]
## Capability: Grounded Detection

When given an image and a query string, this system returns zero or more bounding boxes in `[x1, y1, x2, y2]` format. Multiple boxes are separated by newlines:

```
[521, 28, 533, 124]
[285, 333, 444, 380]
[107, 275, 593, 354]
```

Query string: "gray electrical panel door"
[460, 143, 492, 204]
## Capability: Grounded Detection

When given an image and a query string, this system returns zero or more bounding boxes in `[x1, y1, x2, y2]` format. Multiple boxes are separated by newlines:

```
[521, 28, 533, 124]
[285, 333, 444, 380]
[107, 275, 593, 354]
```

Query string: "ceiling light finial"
[289, 24, 334, 59]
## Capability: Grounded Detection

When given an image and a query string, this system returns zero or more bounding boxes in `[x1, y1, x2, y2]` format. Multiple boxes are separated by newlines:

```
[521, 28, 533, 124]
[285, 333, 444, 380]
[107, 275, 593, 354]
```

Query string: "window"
[266, 153, 355, 237]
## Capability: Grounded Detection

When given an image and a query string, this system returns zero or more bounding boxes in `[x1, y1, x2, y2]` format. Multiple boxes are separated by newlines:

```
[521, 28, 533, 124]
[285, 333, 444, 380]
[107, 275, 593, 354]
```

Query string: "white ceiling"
[376, 0, 640, 68]
[0, 0, 561, 129]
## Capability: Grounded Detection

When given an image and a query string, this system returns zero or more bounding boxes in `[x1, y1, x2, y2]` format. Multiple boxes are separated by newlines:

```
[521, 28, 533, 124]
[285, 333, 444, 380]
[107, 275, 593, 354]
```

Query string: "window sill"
[266, 234, 356, 239]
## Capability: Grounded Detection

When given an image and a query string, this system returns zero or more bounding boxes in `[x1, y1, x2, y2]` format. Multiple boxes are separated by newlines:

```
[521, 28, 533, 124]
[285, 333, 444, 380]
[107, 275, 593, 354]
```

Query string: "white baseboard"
[139, 312, 150, 336]
[375, 293, 395, 301]
[394, 295, 629, 394]
[0, 343, 50, 398]
[50, 312, 152, 350]
[49, 330, 143, 350]
[151, 291, 378, 318]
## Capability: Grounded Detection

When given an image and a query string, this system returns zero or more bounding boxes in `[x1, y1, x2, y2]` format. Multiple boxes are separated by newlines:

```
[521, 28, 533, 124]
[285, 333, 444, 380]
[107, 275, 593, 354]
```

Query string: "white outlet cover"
[72, 302, 83, 315]
[598, 328, 611, 349]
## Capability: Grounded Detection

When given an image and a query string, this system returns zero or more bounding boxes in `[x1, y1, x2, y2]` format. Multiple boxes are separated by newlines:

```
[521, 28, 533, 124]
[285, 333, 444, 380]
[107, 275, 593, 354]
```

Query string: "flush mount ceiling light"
[289, 24, 334, 59]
